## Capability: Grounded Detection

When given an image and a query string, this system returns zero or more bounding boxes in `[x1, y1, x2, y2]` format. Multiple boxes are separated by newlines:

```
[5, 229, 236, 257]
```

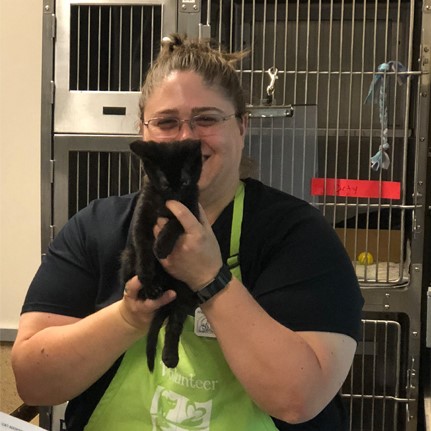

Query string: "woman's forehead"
[144, 71, 235, 115]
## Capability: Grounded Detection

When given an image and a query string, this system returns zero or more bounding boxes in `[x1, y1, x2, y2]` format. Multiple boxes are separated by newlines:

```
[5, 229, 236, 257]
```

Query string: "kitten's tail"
[146, 306, 170, 372]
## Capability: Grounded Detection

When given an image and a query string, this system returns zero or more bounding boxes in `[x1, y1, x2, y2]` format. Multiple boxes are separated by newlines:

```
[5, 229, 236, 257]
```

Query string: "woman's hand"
[119, 275, 176, 332]
[154, 202, 223, 291]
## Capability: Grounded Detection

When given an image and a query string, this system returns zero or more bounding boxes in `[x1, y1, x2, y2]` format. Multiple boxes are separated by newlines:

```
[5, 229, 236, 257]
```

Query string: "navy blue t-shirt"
[23, 178, 364, 430]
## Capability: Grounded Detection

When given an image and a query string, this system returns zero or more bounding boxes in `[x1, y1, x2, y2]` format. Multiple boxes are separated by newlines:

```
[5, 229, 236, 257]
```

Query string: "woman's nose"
[177, 120, 197, 140]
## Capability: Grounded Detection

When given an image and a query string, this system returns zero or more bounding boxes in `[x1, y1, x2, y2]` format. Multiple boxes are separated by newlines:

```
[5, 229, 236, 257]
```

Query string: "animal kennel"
[37, 0, 430, 430]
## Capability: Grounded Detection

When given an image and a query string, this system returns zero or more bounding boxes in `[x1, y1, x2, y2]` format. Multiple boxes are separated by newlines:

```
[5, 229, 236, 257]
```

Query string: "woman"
[12, 35, 363, 430]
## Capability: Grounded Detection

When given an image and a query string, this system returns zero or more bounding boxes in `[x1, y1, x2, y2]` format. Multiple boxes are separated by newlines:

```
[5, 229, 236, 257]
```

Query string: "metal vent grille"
[69, 5, 162, 91]
[341, 318, 408, 430]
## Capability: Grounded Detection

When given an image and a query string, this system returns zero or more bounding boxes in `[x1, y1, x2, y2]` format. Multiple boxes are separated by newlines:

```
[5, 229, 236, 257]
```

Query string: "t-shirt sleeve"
[22, 205, 99, 318]
[250, 203, 364, 341]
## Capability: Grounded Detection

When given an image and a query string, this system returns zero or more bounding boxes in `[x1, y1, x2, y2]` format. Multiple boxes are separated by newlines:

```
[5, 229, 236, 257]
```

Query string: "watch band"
[196, 265, 232, 304]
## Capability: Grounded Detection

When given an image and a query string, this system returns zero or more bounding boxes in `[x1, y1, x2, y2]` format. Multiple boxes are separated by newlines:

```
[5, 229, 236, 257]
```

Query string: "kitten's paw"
[146, 285, 164, 299]
[153, 241, 172, 260]
[137, 287, 148, 300]
[136, 277, 163, 300]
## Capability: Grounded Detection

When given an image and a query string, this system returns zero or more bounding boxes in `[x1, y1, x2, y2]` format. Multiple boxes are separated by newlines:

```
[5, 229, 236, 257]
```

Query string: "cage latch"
[266, 67, 278, 105]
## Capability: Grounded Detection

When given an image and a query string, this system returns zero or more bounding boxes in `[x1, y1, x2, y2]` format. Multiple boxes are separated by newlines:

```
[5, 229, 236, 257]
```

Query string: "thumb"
[197, 203, 211, 228]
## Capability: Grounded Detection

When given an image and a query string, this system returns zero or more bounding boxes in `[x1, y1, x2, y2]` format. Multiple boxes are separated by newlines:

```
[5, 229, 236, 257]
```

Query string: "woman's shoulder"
[242, 178, 318, 221]
[83, 193, 138, 217]
[56, 193, 138, 250]
[73, 193, 138, 229]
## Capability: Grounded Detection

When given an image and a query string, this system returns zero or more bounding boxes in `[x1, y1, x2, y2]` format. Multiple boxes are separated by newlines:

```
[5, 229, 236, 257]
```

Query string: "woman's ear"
[238, 113, 249, 137]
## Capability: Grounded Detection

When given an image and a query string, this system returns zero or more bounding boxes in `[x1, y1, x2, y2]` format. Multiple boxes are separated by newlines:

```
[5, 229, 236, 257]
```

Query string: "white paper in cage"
[0, 412, 44, 431]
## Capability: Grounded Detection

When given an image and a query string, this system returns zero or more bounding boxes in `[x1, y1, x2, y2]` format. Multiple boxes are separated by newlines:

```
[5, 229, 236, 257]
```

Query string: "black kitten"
[120, 139, 202, 371]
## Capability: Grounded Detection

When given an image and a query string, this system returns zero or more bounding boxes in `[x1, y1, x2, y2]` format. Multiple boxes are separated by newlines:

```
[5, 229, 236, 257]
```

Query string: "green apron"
[85, 182, 278, 431]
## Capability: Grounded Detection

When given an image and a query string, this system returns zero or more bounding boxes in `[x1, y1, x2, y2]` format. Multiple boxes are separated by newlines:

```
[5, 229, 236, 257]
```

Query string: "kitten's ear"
[129, 140, 148, 159]
[129, 140, 157, 182]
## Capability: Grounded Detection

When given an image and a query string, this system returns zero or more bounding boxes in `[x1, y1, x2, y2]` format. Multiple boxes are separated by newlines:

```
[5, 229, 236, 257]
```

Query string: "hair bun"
[161, 34, 184, 52]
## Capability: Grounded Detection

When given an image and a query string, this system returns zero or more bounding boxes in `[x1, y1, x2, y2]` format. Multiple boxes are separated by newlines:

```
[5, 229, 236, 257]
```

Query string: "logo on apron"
[150, 386, 212, 430]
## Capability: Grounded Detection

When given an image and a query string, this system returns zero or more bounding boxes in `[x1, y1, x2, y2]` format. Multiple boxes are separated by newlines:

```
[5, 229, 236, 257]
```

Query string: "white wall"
[0, 0, 42, 335]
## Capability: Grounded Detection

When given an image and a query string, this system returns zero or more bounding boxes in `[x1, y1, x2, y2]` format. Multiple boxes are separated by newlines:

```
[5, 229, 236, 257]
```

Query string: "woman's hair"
[138, 34, 248, 123]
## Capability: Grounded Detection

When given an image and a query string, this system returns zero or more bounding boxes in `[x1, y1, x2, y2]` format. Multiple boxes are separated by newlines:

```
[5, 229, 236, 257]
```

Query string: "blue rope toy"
[364, 61, 407, 171]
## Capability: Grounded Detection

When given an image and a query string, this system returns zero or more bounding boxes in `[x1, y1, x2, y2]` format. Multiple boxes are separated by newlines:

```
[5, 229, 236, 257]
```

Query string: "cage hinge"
[422, 46, 430, 74]
[50, 225, 56, 242]
[199, 24, 211, 40]
[406, 356, 418, 421]
[412, 212, 424, 235]
[178, 0, 200, 37]
[179, 0, 200, 13]
[50, 81, 55, 104]
[43, 9, 57, 38]
[51, 13, 56, 39]
[50, 159, 55, 184]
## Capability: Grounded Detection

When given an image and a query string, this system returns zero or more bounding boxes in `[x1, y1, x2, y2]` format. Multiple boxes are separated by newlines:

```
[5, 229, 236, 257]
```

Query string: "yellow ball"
[357, 252, 374, 265]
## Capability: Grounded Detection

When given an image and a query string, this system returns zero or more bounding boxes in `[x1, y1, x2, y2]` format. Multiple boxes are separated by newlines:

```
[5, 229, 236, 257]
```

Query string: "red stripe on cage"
[311, 178, 401, 199]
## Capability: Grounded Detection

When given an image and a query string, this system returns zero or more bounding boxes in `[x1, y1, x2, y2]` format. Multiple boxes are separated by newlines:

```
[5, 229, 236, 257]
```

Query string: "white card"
[194, 307, 216, 338]
[0, 412, 45, 431]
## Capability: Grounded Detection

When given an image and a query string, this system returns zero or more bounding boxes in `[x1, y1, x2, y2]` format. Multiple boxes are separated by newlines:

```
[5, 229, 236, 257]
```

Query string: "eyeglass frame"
[142, 112, 242, 138]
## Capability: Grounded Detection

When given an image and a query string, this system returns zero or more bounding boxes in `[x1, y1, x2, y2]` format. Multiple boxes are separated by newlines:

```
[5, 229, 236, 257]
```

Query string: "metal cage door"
[54, 0, 176, 134]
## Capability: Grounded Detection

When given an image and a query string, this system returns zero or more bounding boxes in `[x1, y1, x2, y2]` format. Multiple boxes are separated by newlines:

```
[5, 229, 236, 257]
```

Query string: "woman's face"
[142, 71, 247, 204]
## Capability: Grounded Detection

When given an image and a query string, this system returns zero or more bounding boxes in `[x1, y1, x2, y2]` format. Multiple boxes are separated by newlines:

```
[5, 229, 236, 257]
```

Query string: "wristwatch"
[196, 265, 232, 304]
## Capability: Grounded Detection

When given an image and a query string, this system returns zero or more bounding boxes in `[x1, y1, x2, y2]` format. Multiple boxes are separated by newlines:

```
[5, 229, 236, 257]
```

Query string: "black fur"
[121, 139, 202, 371]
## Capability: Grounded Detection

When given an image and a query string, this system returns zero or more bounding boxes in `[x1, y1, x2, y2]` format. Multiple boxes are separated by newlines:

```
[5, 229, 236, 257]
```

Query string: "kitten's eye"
[158, 173, 170, 191]
[182, 178, 191, 186]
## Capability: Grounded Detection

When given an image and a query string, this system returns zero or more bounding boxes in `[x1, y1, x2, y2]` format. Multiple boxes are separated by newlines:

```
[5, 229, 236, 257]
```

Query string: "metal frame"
[41, 0, 56, 254]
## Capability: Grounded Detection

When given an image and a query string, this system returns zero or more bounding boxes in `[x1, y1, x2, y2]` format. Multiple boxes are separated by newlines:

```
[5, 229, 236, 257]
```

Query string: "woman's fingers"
[156, 201, 222, 290]
[119, 276, 176, 332]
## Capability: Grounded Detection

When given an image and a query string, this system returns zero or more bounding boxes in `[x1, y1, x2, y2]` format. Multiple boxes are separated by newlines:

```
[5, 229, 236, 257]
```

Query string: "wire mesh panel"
[341, 317, 409, 431]
[200, 0, 422, 286]
[68, 150, 142, 218]
[69, 5, 161, 92]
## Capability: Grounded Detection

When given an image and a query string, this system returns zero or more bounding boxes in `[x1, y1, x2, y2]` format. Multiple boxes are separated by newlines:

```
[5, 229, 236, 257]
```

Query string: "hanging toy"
[265, 67, 278, 105]
[370, 142, 391, 170]
[364, 61, 407, 171]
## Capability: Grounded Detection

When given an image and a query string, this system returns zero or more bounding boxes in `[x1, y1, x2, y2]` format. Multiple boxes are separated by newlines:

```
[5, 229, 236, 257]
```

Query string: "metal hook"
[266, 67, 279, 96]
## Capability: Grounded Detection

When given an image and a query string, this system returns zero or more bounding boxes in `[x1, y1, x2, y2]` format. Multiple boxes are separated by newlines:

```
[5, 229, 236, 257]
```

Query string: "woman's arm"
[158, 200, 357, 424]
[12, 277, 175, 406]
[200, 278, 356, 423]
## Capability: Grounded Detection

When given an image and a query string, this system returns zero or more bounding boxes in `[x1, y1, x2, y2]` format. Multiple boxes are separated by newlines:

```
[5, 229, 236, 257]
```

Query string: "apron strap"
[227, 181, 244, 282]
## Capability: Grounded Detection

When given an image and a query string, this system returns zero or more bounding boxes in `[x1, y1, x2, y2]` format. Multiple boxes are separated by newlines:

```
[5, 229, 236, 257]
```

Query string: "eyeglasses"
[143, 113, 238, 139]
